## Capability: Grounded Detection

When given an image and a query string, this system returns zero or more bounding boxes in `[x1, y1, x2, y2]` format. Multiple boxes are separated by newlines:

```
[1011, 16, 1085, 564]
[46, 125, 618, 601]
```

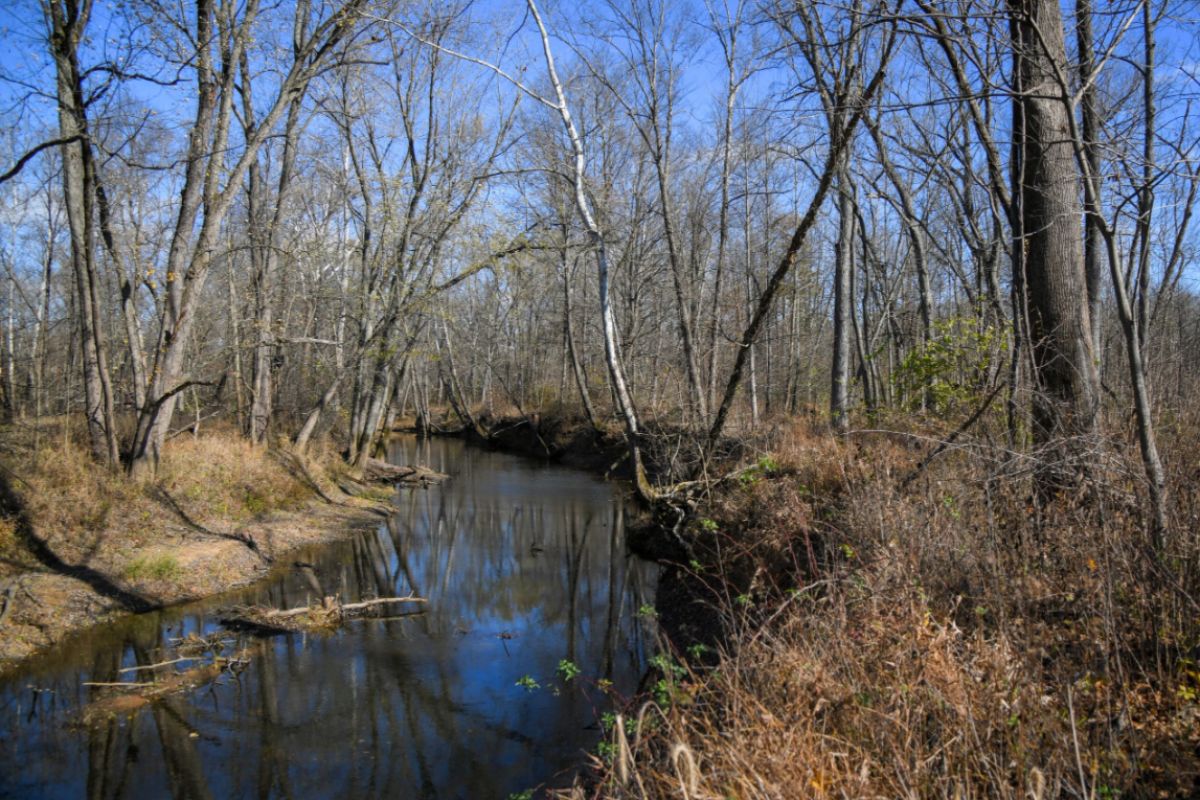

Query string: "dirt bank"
[0, 425, 393, 675]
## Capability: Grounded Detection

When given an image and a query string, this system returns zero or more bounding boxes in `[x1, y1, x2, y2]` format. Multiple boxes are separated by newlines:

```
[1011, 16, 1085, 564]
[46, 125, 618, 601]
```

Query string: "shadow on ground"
[0, 470, 157, 613]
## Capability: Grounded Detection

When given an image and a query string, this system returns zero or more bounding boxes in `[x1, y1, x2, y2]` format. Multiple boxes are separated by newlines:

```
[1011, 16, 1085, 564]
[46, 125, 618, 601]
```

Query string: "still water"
[0, 436, 657, 798]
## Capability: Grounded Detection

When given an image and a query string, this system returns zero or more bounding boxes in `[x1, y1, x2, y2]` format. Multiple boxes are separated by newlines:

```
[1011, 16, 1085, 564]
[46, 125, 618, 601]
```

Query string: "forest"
[1, 0, 1199, 796]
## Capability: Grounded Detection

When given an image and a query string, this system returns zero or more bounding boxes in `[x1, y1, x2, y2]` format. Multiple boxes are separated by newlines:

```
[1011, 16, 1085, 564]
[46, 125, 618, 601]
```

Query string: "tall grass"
[578, 412, 1200, 799]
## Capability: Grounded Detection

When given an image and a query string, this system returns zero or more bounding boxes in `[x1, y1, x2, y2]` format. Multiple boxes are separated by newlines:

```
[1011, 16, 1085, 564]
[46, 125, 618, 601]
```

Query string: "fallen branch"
[118, 656, 194, 673]
[79, 650, 254, 725]
[220, 594, 428, 634]
[361, 458, 448, 485]
[341, 596, 428, 613]
[83, 681, 156, 688]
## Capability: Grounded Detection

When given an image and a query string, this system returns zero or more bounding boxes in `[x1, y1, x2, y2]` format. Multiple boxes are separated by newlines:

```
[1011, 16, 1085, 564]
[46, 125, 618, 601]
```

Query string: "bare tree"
[708, 0, 896, 444]
[126, 0, 367, 477]
[44, 0, 120, 466]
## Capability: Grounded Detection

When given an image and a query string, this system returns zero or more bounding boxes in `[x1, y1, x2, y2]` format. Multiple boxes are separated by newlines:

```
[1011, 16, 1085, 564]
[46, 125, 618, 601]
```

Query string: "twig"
[118, 656, 194, 673]
[83, 681, 156, 688]
[899, 383, 1005, 490]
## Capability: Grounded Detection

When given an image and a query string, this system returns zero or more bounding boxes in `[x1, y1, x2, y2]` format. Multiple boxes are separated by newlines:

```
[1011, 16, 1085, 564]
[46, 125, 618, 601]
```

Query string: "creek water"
[0, 436, 657, 799]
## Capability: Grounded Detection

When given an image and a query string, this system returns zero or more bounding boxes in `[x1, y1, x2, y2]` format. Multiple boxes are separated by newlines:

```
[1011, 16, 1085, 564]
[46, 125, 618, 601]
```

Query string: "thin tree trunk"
[651, 138, 706, 424]
[3, 278, 14, 420]
[830, 161, 854, 432]
[1075, 0, 1104, 360]
[47, 0, 120, 466]
[249, 83, 305, 444]
[707, 14, 894, 446]
[562, 249, 598, 428]
[227, 261, 245, 432]
[93, 175, 148, 412]
[528, 0, 651, 498]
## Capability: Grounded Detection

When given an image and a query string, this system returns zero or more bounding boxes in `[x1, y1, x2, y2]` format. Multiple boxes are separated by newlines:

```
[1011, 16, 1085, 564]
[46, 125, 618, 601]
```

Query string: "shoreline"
[0, 425, 399, 678]
[0, 421, 652, 680]
[0, 498, 386, 676]
[415, 416, 720, 655]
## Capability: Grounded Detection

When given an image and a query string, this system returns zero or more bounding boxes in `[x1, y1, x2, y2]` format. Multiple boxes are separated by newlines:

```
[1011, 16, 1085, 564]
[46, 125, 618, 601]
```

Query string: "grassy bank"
[0, 419, 387, 672]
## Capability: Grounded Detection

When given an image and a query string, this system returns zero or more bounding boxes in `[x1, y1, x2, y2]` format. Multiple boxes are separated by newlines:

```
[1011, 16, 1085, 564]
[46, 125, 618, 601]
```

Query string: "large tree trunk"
[1009, 0, 1100, 453]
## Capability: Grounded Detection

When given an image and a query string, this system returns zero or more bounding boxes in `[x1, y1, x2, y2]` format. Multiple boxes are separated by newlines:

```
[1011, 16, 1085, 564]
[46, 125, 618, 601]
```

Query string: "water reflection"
[0, 436, 656, 799]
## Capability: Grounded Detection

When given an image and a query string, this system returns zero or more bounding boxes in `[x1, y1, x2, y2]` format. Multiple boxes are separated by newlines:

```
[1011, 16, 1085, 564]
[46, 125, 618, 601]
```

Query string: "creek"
[0, 435, 657, 798]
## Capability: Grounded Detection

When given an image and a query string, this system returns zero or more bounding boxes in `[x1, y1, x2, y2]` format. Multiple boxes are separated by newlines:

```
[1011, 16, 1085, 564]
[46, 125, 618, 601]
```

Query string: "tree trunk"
[3, 278, 14, 420]
[249, 83, 305, 444]
[830, 160, 853, 432]
[561, 248, 598, 428]
[1075, 0, 1104, 361]
[47, 0, 120, 467]
[1010, 0, 1100, 453]
[528, 0, 651, 498]
[95, 180, 148, 413]
[127, 0, 362, 478]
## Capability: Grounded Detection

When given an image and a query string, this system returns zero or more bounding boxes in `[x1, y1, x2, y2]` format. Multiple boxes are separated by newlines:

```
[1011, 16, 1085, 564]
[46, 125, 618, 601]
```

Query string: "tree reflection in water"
[0, 436, 656, 799]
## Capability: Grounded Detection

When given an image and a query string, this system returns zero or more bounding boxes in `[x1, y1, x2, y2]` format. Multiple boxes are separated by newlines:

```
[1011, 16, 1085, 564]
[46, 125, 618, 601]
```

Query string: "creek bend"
[0, 435, 657, 798]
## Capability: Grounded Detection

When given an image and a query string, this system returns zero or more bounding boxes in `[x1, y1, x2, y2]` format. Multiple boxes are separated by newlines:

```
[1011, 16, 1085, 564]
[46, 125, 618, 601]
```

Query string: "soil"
[0, 497, 385, 676]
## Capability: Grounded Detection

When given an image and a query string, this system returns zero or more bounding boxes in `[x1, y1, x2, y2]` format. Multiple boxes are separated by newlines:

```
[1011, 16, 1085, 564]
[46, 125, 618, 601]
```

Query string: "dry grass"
[156, 428, 312, 526]
[0, 418, 384, 667]
[578, 413, 1200, 799]
[0, 420, 311, 575]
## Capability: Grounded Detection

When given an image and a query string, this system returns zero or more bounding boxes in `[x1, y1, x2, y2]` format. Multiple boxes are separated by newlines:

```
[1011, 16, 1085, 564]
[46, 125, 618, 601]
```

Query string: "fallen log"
[361, 458, 448, 485]
[220, 594, 427, 634]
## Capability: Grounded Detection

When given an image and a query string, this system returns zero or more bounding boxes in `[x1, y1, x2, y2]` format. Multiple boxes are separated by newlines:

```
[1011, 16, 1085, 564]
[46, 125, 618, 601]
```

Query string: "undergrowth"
[568, 411, 1200, 799]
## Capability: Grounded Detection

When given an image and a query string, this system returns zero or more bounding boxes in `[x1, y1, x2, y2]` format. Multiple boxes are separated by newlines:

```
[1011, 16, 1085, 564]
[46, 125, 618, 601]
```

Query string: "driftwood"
[79, 645, 254, 725]
[361, 458, 448, 486]
[220, 594, 427, 634]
